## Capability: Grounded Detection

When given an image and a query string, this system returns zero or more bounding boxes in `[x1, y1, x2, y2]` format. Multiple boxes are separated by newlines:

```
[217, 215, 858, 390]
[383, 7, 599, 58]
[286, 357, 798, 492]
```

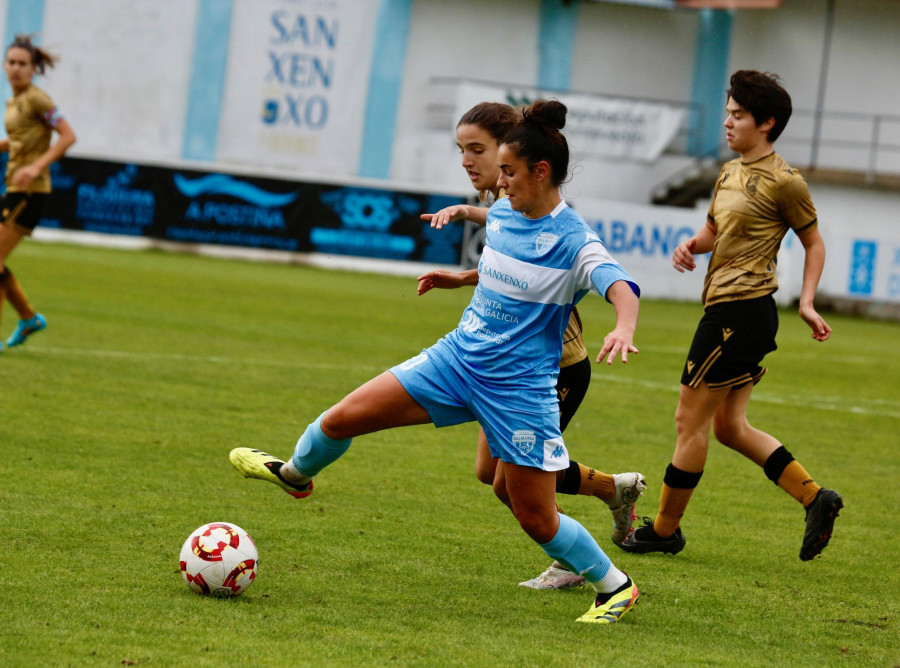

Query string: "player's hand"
[799, 303, 832, 342]
[417, 270, 468, 295]
[420, 205, 470, 230]
[672, 238, 697, 273]
[12, 164, 40, 190]
[596, 327, 639, 365]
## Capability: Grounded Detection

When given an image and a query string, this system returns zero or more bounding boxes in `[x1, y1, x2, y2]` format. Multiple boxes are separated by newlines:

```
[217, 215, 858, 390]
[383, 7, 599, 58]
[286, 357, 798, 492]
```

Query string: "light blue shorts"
[389, 344, 569, 472]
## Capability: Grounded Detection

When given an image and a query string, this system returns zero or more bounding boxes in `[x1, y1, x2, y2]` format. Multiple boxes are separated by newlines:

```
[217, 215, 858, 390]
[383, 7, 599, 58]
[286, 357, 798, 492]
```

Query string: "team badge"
[512, 430, 536, 455]
[535, 232, 558, 254]
[745, 174, 761, 196]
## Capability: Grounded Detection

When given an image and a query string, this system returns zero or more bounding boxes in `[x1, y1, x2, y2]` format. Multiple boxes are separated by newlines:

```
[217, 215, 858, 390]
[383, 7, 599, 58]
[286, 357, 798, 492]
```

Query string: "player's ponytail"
[7, 34, 58, 74]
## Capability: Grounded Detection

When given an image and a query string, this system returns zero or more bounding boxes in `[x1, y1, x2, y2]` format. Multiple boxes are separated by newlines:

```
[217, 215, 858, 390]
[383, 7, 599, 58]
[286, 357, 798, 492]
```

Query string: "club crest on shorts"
[535, 232, 558, 254]
[512, 430, 536, 455]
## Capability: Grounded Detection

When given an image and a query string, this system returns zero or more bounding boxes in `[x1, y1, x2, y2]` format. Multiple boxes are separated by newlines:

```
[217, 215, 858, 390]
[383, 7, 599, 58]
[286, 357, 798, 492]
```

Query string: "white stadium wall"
[730, 0, 900, 175]
[0, 0, 898, 306]
[41, 0, 198, 163]
[4, 0, 900, 184]
[1, 0, 898, 177]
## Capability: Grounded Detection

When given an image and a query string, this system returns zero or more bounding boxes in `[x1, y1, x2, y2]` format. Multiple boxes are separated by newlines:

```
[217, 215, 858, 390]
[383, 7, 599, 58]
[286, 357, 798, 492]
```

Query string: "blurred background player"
[417, 101, 645, 590]
[0, 34, 76, 353]
[619, 70, 842, 561]
[230, 99, 643, 624]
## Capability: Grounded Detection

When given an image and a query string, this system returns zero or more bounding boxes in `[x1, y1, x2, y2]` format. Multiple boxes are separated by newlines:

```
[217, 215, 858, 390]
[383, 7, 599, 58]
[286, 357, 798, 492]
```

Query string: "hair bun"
[523, 99, 567, 131]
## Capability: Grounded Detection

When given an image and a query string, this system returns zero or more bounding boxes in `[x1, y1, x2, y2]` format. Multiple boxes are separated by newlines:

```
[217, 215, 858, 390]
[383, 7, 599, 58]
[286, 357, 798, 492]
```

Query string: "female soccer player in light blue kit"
[230, 99, 641, 624]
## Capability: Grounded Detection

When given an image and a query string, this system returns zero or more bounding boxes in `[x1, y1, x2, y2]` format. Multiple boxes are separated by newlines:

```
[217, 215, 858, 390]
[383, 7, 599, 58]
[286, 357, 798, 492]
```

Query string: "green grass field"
[1, 241, 898, 667]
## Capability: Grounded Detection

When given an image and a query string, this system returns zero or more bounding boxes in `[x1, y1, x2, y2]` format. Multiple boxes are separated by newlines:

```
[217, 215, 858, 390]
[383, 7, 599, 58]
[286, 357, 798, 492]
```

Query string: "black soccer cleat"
[617, 517, 686, 555]
[800, 488, 842, 561]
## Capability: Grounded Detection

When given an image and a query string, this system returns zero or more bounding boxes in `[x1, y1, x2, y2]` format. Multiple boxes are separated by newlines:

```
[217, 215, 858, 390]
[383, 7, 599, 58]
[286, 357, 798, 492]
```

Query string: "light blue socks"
[290, 412, 352, 478]
[540, 513, 626, 592]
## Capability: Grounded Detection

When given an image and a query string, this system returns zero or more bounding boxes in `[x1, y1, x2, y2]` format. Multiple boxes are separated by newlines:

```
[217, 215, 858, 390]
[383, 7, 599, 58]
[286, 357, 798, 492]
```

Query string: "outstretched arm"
[417, 268, 479, 296]
[420, 204, 487, 229]
[596, 280, 640, 365]
[796, 228, 832, 342]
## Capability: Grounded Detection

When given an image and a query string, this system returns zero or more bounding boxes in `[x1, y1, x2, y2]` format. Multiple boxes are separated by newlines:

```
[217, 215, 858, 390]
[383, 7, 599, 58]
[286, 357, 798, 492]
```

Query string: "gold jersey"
[5, 84, 61, 193]
[560, 306, 588, 368]
[703, 152, 818, 306]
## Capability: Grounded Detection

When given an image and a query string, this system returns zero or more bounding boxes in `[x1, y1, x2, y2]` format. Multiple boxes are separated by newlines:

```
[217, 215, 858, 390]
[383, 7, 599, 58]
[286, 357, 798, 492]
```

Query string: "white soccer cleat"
[518, 561, 586, 590]
[607, 472, 646, 545]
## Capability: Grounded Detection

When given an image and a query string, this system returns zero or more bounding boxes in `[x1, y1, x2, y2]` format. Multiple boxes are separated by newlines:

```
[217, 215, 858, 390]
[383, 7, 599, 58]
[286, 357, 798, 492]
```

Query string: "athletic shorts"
[389, 344, 569, 472]
[1, 192, 49, 236]
[681, 294, 778, 391]
[557, 356, 591, 432]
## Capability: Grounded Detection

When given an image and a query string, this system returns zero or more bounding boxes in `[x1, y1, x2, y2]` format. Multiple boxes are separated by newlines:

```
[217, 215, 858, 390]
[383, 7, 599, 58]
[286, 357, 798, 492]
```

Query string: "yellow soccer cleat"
[576, 577, 639, 624]
[229, 448, 314, 499]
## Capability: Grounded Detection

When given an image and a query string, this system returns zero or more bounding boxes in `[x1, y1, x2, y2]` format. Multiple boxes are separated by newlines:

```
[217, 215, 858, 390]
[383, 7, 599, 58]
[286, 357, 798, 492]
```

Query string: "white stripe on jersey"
[574, 243, 621, 294]
[479, 243, 622, 305]
[478, 246, 573, 305]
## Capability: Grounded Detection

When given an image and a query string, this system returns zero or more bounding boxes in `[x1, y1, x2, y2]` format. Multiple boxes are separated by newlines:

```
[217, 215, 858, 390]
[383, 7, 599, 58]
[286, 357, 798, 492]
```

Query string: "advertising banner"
[819, 228, 900, 303]
[33, 157, 900, 305]
[459, 198, 706, 301]
[39, 157, 466, 265]
[216, 0, 379, 175]
[570, 197, 900, 306]
[570, 198, 708, 302]
[455, 82, 686, 163]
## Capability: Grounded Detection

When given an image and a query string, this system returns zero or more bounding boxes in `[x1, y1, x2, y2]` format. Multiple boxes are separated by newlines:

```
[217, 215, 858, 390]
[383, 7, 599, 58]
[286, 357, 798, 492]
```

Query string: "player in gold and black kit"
[620, 70, 842, 561]
[0, 35, 76, 353]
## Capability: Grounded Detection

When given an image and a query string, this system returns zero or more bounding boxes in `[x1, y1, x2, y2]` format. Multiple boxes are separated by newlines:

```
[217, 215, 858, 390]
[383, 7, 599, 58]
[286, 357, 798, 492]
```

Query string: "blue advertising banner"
[39, 157, 466, 264]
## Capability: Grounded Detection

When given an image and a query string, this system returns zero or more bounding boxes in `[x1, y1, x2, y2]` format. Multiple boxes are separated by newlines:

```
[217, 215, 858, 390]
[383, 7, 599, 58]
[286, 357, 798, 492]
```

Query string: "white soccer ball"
[179, 522, 258, 598]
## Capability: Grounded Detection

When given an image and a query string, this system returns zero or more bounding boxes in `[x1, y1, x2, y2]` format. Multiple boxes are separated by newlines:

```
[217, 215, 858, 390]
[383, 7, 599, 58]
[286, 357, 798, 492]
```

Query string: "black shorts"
[2, 192, 49, 235]
[681, 295, 778, 390]
[557, 356, 591, 432]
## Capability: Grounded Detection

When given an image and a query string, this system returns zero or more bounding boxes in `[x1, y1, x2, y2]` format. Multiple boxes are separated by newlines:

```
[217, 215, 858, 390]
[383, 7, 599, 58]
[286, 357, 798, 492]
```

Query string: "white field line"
[595, 374, 900, 420]
[34, 345, 900, 420]
[36, 346, 381, 372]
[638, 344, 886, 366]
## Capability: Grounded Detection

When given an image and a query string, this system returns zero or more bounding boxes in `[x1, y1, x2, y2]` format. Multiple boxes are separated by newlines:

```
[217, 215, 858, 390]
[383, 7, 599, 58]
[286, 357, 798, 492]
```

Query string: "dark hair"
[457, 102, 518, 143]
[501, 99, 569, 188]
[6, 34, 58, 74]
[727, 70, 792, 142]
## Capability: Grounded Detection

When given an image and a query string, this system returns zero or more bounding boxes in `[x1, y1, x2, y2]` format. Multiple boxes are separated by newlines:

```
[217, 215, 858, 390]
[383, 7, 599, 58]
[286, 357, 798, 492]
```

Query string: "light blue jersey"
[391, 197, 638, 469]
[433, 198, 638, 412]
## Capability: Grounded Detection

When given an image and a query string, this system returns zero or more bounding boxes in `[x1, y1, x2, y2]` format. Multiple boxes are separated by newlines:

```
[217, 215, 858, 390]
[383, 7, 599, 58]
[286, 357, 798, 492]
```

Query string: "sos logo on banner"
[313, 187, 464, 262]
